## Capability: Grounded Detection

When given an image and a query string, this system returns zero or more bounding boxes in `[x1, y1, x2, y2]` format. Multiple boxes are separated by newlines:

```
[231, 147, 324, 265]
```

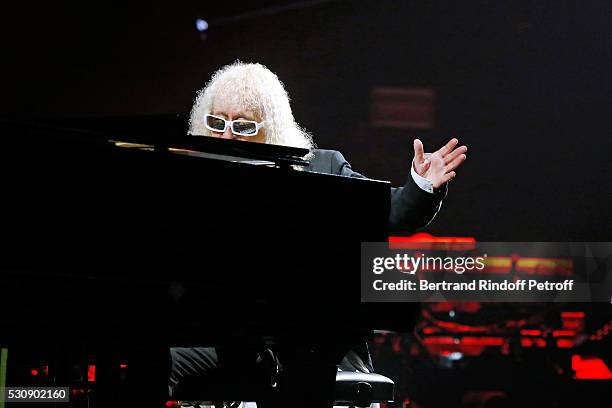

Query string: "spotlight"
[195, 19, 208, 32]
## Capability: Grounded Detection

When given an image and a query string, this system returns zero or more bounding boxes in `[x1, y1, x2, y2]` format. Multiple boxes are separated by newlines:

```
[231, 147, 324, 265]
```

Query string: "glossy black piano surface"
[0, 120, 394, 342]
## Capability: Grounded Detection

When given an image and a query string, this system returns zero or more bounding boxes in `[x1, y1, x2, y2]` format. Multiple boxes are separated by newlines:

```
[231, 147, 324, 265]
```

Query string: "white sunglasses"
[204, 114, 265, 137]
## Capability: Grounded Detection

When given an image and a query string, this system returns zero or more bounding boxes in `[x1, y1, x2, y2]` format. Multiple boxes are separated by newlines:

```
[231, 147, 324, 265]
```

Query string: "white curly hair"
[188, 61, 315, 150]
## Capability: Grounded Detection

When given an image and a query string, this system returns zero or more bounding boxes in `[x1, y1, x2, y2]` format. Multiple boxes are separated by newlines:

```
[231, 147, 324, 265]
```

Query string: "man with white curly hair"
[169, 61, 467, 405]
[188, 62, 315, 150]
[187, 61, 466, 231]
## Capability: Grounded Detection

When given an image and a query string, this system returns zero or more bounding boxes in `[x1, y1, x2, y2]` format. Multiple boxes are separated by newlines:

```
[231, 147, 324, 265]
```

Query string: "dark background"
[2, 0, 611, 241]
[1, 2, 611, 407]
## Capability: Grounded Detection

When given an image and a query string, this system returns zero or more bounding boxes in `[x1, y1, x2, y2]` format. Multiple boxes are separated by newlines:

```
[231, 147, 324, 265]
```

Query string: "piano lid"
[0, 118, 311, 168]
[112, 134, 311, 168]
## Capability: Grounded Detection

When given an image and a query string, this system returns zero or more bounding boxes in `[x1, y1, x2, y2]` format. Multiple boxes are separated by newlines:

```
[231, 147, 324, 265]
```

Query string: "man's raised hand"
[413, 138, 467, 190]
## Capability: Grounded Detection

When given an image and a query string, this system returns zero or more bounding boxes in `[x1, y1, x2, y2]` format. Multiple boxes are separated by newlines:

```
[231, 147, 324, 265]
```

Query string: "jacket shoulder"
[309, 149, 345, 175]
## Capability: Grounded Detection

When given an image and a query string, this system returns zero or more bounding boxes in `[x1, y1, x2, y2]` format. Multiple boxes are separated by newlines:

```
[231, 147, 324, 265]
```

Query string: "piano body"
[0, 120, 405, 407]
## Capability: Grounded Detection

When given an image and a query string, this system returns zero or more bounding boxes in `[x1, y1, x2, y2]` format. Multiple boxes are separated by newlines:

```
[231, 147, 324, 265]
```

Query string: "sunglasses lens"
[206, 115, 226, 131]
[232, 121, 258, 135]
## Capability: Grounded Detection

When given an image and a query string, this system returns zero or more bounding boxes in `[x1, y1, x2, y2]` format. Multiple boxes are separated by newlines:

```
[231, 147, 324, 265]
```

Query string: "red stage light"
[482, 256, 513, 274]
[430, 302, 454, 312]
[534, 338, 547, 348]
[423, 336, 456, 345]
[388, 233, 476, 250]
[563, 320, 583, 330]
[515, 257, 573, 276]
[461, 337, 504, 346]
[30, 369, 39, 376]
[88, 365, 96, 382]
[561, 312, 585, 319]
[572, 355, 612, 380]
[429, 302, 481, 313]
[520, 329, 542, 336]
[553, 330, 575, 337]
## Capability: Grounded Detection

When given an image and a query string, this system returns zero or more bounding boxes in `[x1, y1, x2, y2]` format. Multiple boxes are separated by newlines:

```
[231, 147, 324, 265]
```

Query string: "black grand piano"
[0, 120, 409, 407]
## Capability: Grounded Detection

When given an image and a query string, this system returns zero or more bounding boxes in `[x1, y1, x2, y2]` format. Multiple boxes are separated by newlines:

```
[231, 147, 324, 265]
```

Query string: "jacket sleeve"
[330, 150, 446, 233]
[388, 175, 447, 233]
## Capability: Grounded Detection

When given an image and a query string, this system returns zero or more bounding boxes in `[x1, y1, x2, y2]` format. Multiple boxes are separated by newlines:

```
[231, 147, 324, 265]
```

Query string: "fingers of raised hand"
[440, 171, 456, 185]
[443, 145, 468, 165]
[437, 138, 459, 156]
[413, 139, 426, 164]
[445, 152, 467, 172]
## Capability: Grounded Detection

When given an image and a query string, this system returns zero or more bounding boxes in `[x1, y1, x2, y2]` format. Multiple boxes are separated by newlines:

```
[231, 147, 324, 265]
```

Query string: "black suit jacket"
[308, 149, 446, 233]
